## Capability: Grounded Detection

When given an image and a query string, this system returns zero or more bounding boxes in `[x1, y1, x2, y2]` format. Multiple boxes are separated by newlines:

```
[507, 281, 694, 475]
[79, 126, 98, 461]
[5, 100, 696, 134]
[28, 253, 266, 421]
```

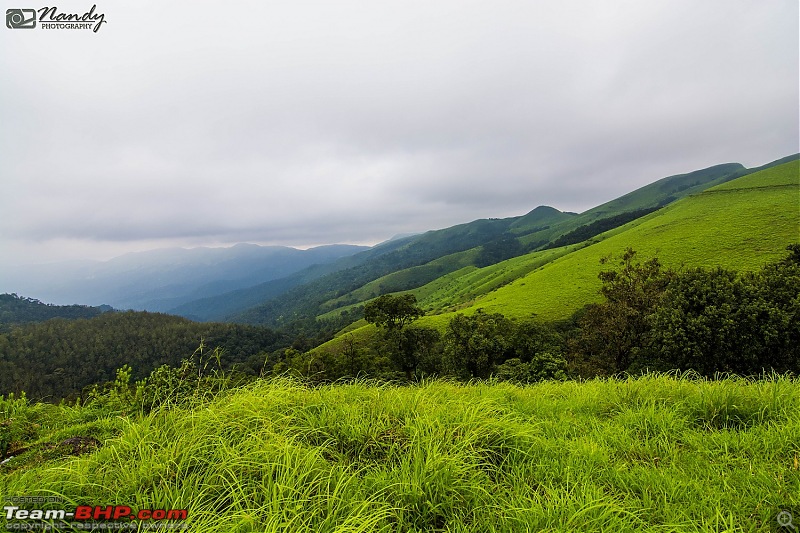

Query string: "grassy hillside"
[511, 161, 757, 248]
[450, 159, 799, 321]
[309, 159, 786, 329]
[578, 162, 745, 220]
[314, 159, 798, 353]
[314, 245, 587, 324]
[2, 375, 797, 532]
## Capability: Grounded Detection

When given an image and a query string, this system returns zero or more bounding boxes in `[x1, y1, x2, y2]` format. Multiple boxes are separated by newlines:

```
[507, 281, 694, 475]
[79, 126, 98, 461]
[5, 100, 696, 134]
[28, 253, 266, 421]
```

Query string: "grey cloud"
[1, 0, 797, 265]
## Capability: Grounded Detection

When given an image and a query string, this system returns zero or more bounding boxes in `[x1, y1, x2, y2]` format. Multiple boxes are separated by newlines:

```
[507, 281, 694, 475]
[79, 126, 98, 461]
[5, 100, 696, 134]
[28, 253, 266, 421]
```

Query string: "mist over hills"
[0, 154, 796, 399]
[1, 243, 368, 311]
[203, 156, 796, 328]
[2, 154, 796, 329]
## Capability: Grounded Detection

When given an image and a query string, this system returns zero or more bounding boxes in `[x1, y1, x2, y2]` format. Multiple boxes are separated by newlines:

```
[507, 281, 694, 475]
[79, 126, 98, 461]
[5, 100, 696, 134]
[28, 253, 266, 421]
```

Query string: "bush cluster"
[279, 245, 800, 383]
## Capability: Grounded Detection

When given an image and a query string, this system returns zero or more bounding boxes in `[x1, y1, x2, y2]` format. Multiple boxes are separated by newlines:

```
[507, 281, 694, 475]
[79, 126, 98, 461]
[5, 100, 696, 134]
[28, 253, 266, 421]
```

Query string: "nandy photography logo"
[6, 5, 106, 32]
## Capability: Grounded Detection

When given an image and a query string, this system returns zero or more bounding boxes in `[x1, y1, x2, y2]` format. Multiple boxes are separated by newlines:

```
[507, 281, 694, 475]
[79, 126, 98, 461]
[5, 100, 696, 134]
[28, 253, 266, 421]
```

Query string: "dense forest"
[0, 312, 284, 400]
[1, 245, 797, 402]
[0, 294, 111, 332]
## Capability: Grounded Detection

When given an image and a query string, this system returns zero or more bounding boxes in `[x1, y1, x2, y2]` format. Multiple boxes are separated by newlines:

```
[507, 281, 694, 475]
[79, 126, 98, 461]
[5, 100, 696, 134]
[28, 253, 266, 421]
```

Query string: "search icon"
[778, 511, 797, 531]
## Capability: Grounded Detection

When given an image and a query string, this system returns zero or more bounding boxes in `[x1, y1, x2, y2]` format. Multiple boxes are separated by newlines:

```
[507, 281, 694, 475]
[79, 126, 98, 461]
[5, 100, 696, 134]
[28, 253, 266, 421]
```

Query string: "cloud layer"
[1, 0, 797, 265]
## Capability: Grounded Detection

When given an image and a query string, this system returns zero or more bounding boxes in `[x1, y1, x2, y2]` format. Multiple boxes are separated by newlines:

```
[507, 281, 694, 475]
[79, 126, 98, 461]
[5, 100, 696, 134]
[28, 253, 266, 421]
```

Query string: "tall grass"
[2, 374, 798, 532]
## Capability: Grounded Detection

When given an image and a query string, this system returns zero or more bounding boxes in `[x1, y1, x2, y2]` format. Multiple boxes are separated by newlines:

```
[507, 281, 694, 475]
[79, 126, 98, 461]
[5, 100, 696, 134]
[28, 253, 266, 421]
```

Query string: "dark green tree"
[364, 294, 431, 379]
[443, 310, 514, 379]
[512, 320, 564, 362]
[364, 294, 424, 332]
[494, 352, 567, 383]
[476, 233, 523, 267]
[495, 319, 567, 382]
[388, 326, 442, 380]
[647, 246, 800, 376]
[644, 267, 741, 375]
[571, 249, 672, 374]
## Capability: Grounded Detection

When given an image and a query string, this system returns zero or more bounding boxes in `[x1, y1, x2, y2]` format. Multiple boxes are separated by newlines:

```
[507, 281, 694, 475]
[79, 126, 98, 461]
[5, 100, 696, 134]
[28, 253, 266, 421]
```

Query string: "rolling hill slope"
[451, 158, 799, 322]
[309, 157, 795, 326]
[221, 208, 575, 326]
[217, 159, 770, 328]
[515, 156, 798, 248]
[314, 158, 799, 351]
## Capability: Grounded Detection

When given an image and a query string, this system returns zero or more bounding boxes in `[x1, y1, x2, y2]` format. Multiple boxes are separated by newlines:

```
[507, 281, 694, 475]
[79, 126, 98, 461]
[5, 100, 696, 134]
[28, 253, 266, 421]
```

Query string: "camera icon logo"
[6, 8, 37, 29]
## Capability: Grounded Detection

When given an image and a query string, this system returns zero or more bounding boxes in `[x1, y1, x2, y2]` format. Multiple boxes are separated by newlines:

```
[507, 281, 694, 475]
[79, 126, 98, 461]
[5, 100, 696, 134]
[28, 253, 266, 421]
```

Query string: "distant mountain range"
[187, 154, 798, 328]
[3, 153, 797, 335]
[2, 243, 368, 311]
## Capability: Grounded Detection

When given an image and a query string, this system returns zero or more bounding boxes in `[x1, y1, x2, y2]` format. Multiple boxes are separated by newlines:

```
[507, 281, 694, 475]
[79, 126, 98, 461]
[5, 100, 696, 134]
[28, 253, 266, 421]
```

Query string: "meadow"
[1, 162, 797, 532]
[2, 374, 798, 532]
[436, 159, 800, 322]
[312, 159, 799, 354]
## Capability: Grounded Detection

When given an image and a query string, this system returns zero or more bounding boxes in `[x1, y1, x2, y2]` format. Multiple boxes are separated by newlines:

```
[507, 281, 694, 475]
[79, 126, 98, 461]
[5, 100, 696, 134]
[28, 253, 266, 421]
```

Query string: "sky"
[1, 0, 798, 266]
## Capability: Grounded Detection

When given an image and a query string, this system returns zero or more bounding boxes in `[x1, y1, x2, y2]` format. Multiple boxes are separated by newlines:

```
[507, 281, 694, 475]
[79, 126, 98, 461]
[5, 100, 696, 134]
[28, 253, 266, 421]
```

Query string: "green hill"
[508, 205, 577, 233]
[298, 159, 768, 320]
[171, 158, 770, 329]
[509, 155, 796, 251]
[450, 159, 798, 322]
[315, 158, 798, 351]
[578, 162, 745, 220]
[510, 161, 756, 248]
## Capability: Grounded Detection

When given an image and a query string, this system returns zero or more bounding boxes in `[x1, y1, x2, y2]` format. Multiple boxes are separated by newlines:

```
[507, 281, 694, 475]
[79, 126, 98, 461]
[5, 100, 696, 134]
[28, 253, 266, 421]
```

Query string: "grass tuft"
[2, 374, 798, 531]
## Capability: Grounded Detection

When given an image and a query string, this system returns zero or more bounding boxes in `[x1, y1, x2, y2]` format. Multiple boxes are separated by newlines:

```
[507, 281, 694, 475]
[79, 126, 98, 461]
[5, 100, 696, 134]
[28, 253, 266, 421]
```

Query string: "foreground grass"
[2, 375, 799, 532]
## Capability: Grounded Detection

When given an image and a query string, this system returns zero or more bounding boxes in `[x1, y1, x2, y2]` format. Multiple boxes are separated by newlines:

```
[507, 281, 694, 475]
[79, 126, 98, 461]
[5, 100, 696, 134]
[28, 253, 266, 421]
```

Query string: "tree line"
[0, 294, 110, 333]
[0, 311, 285, 401]
[275, 245, 800, 382]
[2, 245, 797, 401]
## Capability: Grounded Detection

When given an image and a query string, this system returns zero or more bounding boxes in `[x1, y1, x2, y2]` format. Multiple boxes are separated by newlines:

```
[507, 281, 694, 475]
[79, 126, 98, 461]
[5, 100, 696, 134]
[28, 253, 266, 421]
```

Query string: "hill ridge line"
[700, 183, 798, 194]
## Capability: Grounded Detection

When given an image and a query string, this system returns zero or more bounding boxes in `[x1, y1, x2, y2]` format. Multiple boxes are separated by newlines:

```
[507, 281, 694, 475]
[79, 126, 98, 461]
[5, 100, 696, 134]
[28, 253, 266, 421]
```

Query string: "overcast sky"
[1, 0, 797, 266]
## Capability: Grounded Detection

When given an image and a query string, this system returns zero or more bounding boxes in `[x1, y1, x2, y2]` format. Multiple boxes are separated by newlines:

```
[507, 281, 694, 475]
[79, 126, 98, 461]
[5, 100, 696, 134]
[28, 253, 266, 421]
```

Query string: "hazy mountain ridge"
[220, 157, 786, 328]
[4, 155, 796, 327]
[2, 243, 368, 311]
